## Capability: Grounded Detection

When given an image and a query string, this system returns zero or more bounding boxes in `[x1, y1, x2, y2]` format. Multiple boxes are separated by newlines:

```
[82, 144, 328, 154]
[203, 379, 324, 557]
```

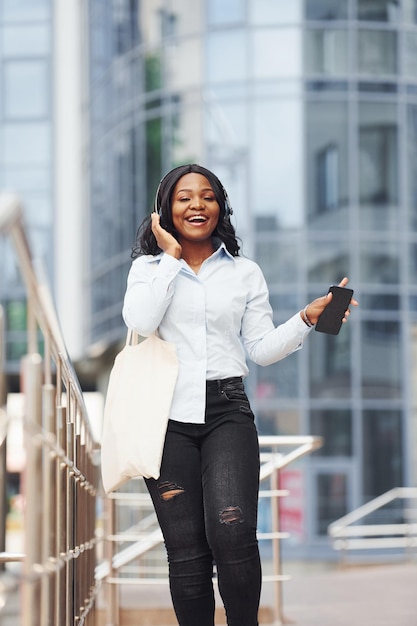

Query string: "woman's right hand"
[151, 213, 182, 259]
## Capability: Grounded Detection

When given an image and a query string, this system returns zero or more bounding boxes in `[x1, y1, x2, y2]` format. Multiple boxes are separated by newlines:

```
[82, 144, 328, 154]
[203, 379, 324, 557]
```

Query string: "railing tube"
[21, 353, 43, 626]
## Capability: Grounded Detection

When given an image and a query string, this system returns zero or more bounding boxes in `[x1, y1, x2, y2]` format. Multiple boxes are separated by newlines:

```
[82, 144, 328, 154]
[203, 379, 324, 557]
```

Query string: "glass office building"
[0, 0, 53, 378]
[85, 0, 417, 553]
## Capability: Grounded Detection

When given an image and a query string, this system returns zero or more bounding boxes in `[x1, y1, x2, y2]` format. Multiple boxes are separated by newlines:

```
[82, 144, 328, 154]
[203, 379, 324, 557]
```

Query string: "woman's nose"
[190, 197, 204, 209]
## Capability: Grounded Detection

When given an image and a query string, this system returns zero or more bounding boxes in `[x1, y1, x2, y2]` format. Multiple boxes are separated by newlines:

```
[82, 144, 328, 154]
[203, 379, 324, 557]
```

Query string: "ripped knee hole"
[219, 506, 244, 525]
[157, 481, 185, 501]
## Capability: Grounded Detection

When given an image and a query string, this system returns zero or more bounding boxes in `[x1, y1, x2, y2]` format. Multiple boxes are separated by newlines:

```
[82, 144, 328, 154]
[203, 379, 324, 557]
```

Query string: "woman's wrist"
[165, 244, 182, 259]
[301, 305, 314, 328]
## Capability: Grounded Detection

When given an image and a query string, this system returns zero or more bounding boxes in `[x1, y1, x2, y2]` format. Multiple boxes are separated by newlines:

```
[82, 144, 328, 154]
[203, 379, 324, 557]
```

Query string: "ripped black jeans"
[145, 377, 261, 626]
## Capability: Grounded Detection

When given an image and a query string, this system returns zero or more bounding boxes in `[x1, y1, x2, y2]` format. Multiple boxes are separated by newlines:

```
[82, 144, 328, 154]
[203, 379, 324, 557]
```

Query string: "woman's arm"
[122, 253, 182, 336]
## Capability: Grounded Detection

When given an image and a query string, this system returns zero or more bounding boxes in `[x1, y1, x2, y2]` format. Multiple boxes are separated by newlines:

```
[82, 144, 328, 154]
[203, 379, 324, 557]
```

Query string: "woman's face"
[171, 173, 220, 245]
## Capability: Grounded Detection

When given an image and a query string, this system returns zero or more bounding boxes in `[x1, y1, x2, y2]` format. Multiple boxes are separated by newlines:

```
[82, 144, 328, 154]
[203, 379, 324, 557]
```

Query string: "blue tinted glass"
[2, 123, 51, 165]
[1, 25, 49, 55]
[305, 0, 348, 20]
[361, 321, 401, 399]
[207, 31, 247, 82]
[207, 0, 245, 24]
[1, 0, 50, 22]
[4, 61, 49, 118]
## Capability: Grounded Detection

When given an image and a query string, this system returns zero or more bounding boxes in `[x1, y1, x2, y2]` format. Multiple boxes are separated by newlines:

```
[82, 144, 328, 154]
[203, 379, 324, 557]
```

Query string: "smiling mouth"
[186, 215, 208, 223]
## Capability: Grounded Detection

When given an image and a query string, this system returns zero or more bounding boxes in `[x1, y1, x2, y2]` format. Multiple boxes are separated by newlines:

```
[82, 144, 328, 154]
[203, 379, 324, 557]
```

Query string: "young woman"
[122, 164, 356, 626]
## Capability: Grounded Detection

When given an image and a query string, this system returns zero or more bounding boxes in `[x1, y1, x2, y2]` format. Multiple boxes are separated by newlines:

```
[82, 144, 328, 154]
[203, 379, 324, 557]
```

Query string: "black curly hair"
[131, 164, 240, 259]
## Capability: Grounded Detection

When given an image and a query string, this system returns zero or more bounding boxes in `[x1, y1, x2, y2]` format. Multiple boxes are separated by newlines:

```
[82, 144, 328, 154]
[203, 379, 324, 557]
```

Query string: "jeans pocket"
[222, 382, 253, 417]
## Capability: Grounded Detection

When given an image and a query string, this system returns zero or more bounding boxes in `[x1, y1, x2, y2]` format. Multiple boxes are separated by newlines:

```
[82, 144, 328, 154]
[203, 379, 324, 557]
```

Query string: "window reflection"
[4, 61, 48, 118]
[316, 473, 348, 535]
[207, 0, 245, 25]
[250, 0, 301, 24]
[359, 103, 398, 230]
[405, 32, 417, 78]
[256, 353, 299, 401]
[362, 410, 402, 499]
[2, 123, 51, 165]
[358, 30, 397, 75]
[305, 0, 348, 20]
[307, 241, 349, 283]
[408, 105, 417, 230]
[410, 244, 417, 281]
[309, 326, 351, 399]
[252, 100, 303, 228]
[1, 0, 50, 22]
[22, 193, 51, 228]
[1, 166, 49, 191]
[252, 28, 302, 79]
[255, 239, 298, 285]
[361, 321, 401, 399]
[404, 0, 417, 21]
[305, 29, 348, 75]
[1, 25, 49, 56]
[306, 102, 349, 229]
[360, 293, 399, 311]
[360, 241, 399, 284]
[311, 410, 352, 457]
[166, 37, 202, 89]
[357, 0, 400, 22]
[207, 31, 247, 82]
[256, 408, 300, 437]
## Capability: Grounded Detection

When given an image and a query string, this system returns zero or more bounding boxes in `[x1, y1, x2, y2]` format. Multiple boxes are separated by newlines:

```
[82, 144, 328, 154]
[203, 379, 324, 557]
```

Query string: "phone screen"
[315, 285, 354, 335]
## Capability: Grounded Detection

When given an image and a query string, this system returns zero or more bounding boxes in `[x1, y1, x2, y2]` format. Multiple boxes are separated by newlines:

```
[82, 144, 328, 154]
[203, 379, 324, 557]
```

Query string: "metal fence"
[328, 486, 417, 564]
[0, 193, 100, 626]
[100, 435, 323, 626]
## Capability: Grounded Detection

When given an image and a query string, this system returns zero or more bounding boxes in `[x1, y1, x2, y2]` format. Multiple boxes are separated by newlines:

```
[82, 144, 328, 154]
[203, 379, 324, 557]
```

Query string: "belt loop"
[217, 379, 221, 394]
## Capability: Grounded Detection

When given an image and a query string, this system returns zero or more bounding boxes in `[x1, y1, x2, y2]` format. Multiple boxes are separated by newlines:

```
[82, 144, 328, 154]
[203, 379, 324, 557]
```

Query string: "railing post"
[42, 383, 57, 625]
[0, 306, 7, 573]
[56, 405, 67, 626]
[21, 353, 43, 626]
[105, 496, 120, 626]
[271, 462, 284, 625]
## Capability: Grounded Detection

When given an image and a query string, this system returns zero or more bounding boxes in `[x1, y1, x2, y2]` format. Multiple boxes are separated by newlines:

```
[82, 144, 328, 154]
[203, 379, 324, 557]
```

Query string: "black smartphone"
[315, 285, 354, 335]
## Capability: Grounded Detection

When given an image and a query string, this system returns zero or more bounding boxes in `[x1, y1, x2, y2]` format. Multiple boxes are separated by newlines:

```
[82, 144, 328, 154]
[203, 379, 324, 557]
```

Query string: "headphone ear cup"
[224, 197, 233, 218]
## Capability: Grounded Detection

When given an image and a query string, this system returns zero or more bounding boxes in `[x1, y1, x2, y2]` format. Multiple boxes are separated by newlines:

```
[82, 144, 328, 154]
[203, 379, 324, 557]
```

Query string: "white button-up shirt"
[122, 243, 312, 424]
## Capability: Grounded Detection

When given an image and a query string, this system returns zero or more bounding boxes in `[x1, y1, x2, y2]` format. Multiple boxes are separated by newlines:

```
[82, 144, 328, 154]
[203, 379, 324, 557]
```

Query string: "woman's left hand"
[302, 277, 358, 326]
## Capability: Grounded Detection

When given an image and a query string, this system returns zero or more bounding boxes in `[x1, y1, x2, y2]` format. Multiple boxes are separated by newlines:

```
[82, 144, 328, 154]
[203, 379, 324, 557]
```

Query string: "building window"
[362, 409, 403, 499]
[357, 0, 400, 22]
[311, 409, 353, 457]
[361, 320, 401, 400]
[358, 30, 397, 75]
[359, 124, 397, 205]
[207, 0, 245, 25]
[317, 143, 339, 213]
[305, 0, 348, 20]
[305, 28, 348, 75]
[316, 473, 348, 535]
[3, 60, 49, 119]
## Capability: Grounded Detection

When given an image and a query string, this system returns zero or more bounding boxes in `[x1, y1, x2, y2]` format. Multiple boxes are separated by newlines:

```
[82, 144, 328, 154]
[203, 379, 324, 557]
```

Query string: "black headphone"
[153, 179, 233, 218]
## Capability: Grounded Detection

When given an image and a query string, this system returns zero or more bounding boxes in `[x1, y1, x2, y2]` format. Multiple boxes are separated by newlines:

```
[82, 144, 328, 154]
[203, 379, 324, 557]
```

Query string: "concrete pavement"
[280, 561, 417, 626]
[2, 560, 417, 625]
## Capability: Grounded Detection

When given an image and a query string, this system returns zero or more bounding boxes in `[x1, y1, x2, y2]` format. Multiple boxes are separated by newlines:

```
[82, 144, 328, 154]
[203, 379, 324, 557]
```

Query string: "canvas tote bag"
[101, 330, 179, 494]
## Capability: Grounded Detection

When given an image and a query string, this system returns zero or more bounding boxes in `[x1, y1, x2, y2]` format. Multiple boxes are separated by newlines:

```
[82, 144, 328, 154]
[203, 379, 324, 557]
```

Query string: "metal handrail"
[328, 487, 417, 562]
[0, 193, 100, 626]
[102, 434, 323, 626]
